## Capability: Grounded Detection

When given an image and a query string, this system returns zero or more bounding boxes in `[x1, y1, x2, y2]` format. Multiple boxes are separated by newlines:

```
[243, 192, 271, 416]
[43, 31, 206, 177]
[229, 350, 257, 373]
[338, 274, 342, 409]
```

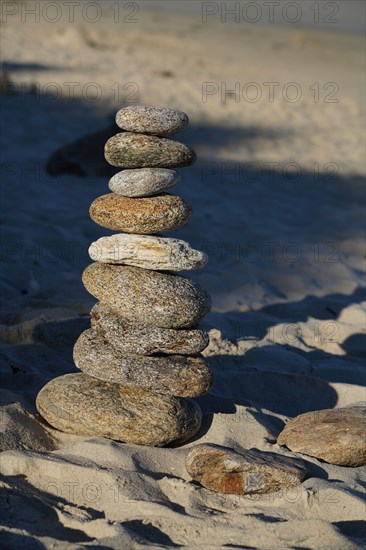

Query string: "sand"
[0, 5, 365, 549]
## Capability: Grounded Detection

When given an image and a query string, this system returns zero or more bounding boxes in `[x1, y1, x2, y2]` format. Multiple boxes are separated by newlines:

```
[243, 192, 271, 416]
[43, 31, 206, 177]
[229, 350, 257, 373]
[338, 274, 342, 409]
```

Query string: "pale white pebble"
[88, 233, 208, 272]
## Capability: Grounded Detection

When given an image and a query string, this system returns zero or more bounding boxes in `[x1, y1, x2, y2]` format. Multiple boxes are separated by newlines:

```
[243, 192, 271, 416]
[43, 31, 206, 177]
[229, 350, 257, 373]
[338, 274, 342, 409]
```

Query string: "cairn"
[36, 106, 213, 447]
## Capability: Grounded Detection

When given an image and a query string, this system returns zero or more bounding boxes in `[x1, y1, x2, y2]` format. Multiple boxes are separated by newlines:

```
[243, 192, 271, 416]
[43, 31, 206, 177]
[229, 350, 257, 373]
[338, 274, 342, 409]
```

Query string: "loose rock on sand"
[36, 373, 202, 446]
[277, 405, 366, 467]
[116, 105, 189, 136]
[91, 302, 209, 355]
[82, 263, 211, 328]
[109, 168, 180, 197]
[89, 193, 192, 233]
[186, 445, 307, 495]
[88, 233, 208, 271]
[104, 132, 196, 168]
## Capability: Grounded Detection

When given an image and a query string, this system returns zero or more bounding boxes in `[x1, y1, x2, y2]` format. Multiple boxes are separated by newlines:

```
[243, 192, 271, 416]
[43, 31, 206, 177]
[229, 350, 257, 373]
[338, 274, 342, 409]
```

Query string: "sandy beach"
[0, 3, 365, 548]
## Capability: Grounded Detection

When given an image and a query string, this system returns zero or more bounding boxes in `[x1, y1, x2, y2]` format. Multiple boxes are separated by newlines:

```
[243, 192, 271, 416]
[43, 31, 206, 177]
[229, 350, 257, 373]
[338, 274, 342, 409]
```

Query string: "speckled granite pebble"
[104, 133, 196, 168]
[109, 168, 180, 197]
[89, 193, 192, 234]
[186, 445, 307, 495]
[73, 329, 212, 397]
[36, 373, 201, 446]
[116, 105, 189, 136]
[88, 234, 207, 271]
[277, 406, 366, 467]
[91, 302, 209, 355]
[82, 263, 211, 329]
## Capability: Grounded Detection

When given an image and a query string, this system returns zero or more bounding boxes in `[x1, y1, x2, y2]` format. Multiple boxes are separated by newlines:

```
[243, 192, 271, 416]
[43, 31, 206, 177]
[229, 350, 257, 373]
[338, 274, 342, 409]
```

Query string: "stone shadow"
[192, 286, 365, 445]
[0, 475, 99, 545]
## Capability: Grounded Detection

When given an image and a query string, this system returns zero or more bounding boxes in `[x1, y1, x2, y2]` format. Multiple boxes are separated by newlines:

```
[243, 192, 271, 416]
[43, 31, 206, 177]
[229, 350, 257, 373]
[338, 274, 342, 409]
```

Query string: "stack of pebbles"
[36, 106, 213, 447]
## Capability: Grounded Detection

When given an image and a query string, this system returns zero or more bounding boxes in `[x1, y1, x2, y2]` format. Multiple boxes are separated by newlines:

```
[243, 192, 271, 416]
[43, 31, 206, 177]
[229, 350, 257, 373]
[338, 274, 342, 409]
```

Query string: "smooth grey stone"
[90, 302, 209, 355]
[109, 168, 180, 197]
[82, 263, 211, 329]
[115, 105, 188, 136]
[73, 329, 213, 397]
[36, 373, 202, 447]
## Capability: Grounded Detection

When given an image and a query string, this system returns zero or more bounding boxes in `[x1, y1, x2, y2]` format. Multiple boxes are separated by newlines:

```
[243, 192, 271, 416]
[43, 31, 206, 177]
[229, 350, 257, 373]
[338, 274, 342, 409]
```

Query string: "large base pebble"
[89, 193, 192, 234]
[104, 133, 196, 168]
[83, 263, 211, 328]
[73, 329, 212, 397]
[109, 168, 179, 197]
[88, 234, 207, 271]
[277, 406, 366, 467]
[36, 373, 202, 446]
[186, 445, 307, 495]
[91, 302, 209, 355]
[115, 105, 189, 136]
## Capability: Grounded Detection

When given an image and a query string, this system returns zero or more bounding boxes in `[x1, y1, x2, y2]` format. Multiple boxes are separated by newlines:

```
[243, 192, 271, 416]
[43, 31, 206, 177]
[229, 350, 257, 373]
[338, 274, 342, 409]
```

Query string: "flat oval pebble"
[89, 193, 192, 234]
[91, 302, 209, 355]
[277, 406, 366, 467]
[109, 168, 180, 197]
[73, 329, 212, 397]
[82, 263, 211, 329]
[36, 373, 201, 446]
[116, 105, 189, 136]
[186, 445, 307, 495]
[88, 234, 208, 271]
[104, 133, 196, 168]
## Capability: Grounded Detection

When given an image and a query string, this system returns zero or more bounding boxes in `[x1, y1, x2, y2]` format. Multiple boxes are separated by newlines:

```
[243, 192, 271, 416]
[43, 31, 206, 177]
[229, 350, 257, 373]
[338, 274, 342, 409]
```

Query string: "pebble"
[109, 168, 180, 197]
[116, 105, 189, 136]
[91, 302, 209, 355]
[82, 263, 211, 329]
[89, 193, 192, 234]
[73, 329, 213, 397]
[186, 445, 307, 495]
[104, 132, 196, 168]
[277, 406, 366, 467]
[88, 234, 208, 271]
[36, 373, 202, 446]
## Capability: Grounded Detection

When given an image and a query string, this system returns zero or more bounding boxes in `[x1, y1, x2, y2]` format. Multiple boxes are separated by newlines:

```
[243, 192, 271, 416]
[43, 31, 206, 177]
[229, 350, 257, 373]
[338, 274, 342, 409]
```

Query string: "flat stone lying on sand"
[91, 302, 209, 355]
[36, 373, 201, 446]
[88, 234, 208, 271]
[73, 329, 212, 397]
[277, 406, 366, 467]
[109, 168, 180, 197]
[83, 263, 211, 329]
[104, 133, 196, 168]
[186, 445, 307, 495]
[116, 106, 189, 136]
[89, 193, 192, 234]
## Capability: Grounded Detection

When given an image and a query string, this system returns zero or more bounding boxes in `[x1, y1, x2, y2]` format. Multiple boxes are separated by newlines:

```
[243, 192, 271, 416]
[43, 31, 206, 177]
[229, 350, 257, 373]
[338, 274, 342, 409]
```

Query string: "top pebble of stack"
[116, 105, 189, 136]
